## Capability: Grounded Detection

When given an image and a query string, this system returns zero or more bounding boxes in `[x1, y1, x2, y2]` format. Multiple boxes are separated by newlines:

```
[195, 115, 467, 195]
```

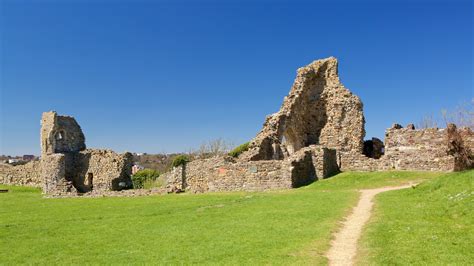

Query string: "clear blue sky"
[1, 0, 472, 156]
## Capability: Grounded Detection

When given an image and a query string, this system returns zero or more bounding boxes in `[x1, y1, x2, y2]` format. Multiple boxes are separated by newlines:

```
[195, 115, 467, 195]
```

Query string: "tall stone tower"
[40, 111, 86, 156]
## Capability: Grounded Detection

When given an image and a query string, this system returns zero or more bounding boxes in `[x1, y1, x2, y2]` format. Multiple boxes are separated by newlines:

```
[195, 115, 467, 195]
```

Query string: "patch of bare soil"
[326, 184, 415, 266]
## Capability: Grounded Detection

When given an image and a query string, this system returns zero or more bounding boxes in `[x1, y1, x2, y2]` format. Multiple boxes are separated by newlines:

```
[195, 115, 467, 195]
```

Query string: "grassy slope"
[0, 171, 438, 265]
[358, 170, 474, 265]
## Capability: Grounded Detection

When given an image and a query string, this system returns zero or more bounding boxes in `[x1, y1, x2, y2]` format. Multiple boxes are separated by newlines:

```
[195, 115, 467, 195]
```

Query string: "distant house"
[132, 164, 145, 175]
[8, 159, 20, 164]
[23, 155, 35, 161]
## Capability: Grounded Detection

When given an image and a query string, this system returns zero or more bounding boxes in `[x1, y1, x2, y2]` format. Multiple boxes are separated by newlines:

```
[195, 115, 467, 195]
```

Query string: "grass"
[358, 170, 474, 265]
[0, 171, 443, 264]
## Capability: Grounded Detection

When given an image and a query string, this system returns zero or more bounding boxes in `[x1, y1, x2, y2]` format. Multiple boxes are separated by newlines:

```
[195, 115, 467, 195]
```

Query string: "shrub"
[172, 155, 190, 168]
[228, 142, 250, 158]
[132, 169, 160, 189]
[142, 178, 165, 189]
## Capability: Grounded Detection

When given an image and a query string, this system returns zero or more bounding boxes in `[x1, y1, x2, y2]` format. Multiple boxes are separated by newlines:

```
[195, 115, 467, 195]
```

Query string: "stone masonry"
[0, 111, 133, 194]
[163, 145, 339, 193]
[0, 161, 42, 187]
[40, 111, 133, 194]
[163, 57, 473, 193]
[163, 57, 357, 193]
[241, 57, 364, 161]
[1, 57, 473, 195]
[340, 124, 474, 172]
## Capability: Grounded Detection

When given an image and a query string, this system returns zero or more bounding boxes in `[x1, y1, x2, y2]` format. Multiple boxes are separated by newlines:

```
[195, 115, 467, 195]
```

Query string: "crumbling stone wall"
[446, 124, 473, 171]
[71, 149, 133, 192]
[382, 126, 455, 171]
[163, 145, 338, 193]
[42, 154, 70, 193]
[41, 112, 86, 155]
[340, 124, 474, 172]
[363, 137, 384, 159]
[241, 57, 365, 161]
[310, 145, 340, 179]
[40, 112, 133, 194]
[3, 57, 471, 196]
[0, 161, 42, 187]
[0, 111, 133, 194]
[163, 158, 293, 193]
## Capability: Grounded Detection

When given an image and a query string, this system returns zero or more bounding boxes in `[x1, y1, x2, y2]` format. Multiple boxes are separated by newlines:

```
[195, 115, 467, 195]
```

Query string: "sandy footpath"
[326, 184, 415, 266]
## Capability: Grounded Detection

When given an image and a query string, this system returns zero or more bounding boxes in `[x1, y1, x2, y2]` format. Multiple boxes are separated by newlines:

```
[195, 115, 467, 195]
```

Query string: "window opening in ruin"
[363, 138, 385, 159]
[87, 173, 94, 190]
[55, 130, 65, 141]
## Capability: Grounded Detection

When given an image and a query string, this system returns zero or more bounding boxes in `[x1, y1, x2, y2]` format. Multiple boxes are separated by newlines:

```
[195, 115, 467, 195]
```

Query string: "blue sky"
[1, 0, 472, 156]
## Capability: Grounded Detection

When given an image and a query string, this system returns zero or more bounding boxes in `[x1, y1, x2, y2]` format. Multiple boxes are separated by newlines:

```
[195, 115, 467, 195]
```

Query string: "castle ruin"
[163, 57, 473, 193]
[1, 111, 133, 194]
[1, 57, 472, 195]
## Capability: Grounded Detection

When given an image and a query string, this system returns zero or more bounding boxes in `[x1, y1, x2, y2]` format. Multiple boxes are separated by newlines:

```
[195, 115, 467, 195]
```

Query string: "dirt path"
[326, 184, 415, 266]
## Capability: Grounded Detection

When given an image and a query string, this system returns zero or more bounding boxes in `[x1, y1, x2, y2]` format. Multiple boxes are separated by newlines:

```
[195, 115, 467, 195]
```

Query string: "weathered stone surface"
[2, 57, 472, 196]
[0, 161, 41, 187]
[162, 157, 293, 193]
[0, 111, 133, 195]
[161, 57, 473, 194]
[42, 149, 134, 194]
[40, 112, 133, 195]
[363, 137, 384, 159]
[162, 145, 338, 193]
[41, 111, 85, 156]
[309, 145, 340, 179]
[241, 57, 365, 161]
[446, 124, 473, 171]
[340, 125, 474, 172]
[406, 123, 415, 130]
[42, 153, 73, 193]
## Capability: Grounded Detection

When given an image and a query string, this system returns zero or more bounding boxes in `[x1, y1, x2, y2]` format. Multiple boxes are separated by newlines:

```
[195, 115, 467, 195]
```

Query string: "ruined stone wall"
[41, 111, 86, 156]
[72, 149, 133, 192]
[163, 145, 338, 193]
[340, 125, 474, 172]
[458, 128, 474, 150]
[37, 111, 134, 195]
[339, 151, 380, 172]
[42, 154, 72, 193]
[242, 57, 365, 161]
[382, 127, 455, 171]
[310, 146, 340, 178]
[0, 161, 42, 187]
[164, 157, 293, 193]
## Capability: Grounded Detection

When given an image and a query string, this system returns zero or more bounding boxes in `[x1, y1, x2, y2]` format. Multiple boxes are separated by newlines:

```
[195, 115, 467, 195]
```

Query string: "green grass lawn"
[358, 170, 474, 265]
[0, 171, 445, 264]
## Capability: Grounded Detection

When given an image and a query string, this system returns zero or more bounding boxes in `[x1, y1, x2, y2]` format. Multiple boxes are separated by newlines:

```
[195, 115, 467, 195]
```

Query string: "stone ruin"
[163, 57, 474, 193]
[1, 111, 133, 194]
[241, 57, 365, 161]
[1, 57, 473, 195]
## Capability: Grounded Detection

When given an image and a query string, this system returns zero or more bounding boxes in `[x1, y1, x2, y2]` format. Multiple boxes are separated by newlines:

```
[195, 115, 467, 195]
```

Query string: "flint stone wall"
[164, 145, 338, 193]
[42, 149, 133, 194]
[0, 161, 42, 187]
[242, 57, 365, 161]
[42, 154, 71, 193]
[72, 149, 133, 192]
[340, 126, 474, 172]
[164, 158, 292, 193]
[41, 111, 86, 156]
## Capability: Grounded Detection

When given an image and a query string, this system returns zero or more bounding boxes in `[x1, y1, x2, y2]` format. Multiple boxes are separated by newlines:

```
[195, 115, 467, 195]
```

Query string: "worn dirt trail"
[326, 184, 415, 266]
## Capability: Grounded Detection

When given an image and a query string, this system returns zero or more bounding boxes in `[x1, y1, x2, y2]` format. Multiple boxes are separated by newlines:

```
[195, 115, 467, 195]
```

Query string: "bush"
[172, 155, 190, 168]
[142, 178, 165, 189]
[228, 142, 250, 158]
[132, 169, 160, 189]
